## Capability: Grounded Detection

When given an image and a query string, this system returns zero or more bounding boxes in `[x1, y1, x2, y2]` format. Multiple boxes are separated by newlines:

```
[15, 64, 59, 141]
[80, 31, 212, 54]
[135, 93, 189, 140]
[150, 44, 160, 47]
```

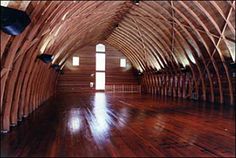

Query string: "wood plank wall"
[56, 44, 139, 93]
[57, 45, 95, 92]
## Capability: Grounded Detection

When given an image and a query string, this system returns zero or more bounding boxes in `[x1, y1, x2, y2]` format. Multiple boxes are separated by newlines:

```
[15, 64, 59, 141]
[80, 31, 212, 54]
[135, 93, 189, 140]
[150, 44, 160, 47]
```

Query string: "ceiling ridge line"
[103, 1, 135, 41]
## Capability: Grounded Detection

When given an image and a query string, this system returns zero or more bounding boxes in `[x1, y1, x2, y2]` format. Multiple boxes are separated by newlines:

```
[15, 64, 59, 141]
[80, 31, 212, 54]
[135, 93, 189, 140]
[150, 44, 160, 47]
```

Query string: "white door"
[96, 72, 105, 90]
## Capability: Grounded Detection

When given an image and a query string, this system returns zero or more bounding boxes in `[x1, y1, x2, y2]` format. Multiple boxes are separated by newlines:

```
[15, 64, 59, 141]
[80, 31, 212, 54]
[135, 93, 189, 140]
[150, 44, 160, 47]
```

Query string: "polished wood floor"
[1, 93, 235, 157]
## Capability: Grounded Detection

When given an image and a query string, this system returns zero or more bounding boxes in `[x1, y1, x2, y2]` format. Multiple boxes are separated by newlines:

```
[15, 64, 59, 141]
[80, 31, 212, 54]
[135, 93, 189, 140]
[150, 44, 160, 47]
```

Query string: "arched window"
[96, 44, 105, 52]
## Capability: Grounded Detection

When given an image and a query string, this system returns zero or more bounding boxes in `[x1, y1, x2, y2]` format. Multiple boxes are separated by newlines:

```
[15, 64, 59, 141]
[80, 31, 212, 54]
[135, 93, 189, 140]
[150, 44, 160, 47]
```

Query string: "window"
[96, 72, 105, 90]
[96, 44, 105, 52]
[72, 56, 79, 66]
[95, 44, 106, 90]
[120, 58, 126, 67]
[0, 1, 10, 7]
[96, 53, 105, 71]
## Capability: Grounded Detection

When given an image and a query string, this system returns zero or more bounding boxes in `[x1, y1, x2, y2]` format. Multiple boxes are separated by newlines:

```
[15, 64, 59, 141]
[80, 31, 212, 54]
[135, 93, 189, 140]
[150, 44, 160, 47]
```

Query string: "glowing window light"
[120, 58, 126, 67]
[96, 53, 105, 71]
[96, 44, 105, 52]
[72, 56, 79, 66]
[1, 1, 10, 7]
[96, 72, 105, 90]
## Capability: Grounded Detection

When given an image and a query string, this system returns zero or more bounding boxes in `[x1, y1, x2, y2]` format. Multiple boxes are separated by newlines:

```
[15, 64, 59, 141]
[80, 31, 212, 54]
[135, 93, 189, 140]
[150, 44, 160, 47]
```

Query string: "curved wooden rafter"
[109, 32, 147, 70]
[107, 41, 141, 71]
[179, 1, 234, 104]
[107, 2, 202, 98]
[171, 4, 215, 102]
[118, 20, 162, 70]
[1, 1, 235, 133]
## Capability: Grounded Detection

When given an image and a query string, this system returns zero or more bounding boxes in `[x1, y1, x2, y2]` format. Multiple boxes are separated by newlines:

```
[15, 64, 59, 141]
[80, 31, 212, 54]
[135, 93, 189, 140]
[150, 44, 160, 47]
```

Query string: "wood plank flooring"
[1, 93, 235, 157]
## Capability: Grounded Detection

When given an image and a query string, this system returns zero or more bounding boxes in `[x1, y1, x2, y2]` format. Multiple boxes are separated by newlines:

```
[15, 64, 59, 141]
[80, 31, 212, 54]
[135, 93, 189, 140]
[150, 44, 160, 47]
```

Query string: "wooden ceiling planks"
[0, 1, 235, 133]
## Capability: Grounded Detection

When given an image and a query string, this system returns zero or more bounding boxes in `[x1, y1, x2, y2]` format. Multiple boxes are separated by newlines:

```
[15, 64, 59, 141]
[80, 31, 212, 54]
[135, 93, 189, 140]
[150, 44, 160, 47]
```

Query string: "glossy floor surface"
[1, 93, 235, 157]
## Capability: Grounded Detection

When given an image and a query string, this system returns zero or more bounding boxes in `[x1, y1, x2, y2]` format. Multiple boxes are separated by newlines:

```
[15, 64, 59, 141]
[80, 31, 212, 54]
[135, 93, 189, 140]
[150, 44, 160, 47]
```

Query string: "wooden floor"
[1, 93, 235, 157]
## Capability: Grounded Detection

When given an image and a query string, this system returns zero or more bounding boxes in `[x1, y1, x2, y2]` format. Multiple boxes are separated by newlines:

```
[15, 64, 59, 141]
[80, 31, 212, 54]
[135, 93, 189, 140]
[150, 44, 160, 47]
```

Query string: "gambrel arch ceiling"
[2, 1, 235, 71]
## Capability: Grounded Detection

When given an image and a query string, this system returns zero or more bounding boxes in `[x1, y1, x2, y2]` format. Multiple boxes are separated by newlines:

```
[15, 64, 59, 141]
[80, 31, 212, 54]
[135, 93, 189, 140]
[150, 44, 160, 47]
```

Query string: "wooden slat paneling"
[56, 44, 139, 93]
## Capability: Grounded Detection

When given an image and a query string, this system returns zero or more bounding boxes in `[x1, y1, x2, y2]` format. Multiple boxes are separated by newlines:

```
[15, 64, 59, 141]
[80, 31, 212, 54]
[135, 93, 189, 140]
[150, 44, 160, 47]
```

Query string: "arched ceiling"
[107, 1, 235, 73]
[1, 1, 235, 73]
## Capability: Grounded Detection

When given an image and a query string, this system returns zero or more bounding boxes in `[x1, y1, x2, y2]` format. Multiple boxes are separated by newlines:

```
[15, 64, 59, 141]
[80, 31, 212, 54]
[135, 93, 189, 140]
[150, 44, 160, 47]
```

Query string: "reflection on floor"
[1, 93, 235, 157]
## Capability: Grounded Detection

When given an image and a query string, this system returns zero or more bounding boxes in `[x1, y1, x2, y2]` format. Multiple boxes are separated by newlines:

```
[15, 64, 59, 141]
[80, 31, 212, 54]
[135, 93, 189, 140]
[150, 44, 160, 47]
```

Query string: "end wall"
[56, 44, 139, 93]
